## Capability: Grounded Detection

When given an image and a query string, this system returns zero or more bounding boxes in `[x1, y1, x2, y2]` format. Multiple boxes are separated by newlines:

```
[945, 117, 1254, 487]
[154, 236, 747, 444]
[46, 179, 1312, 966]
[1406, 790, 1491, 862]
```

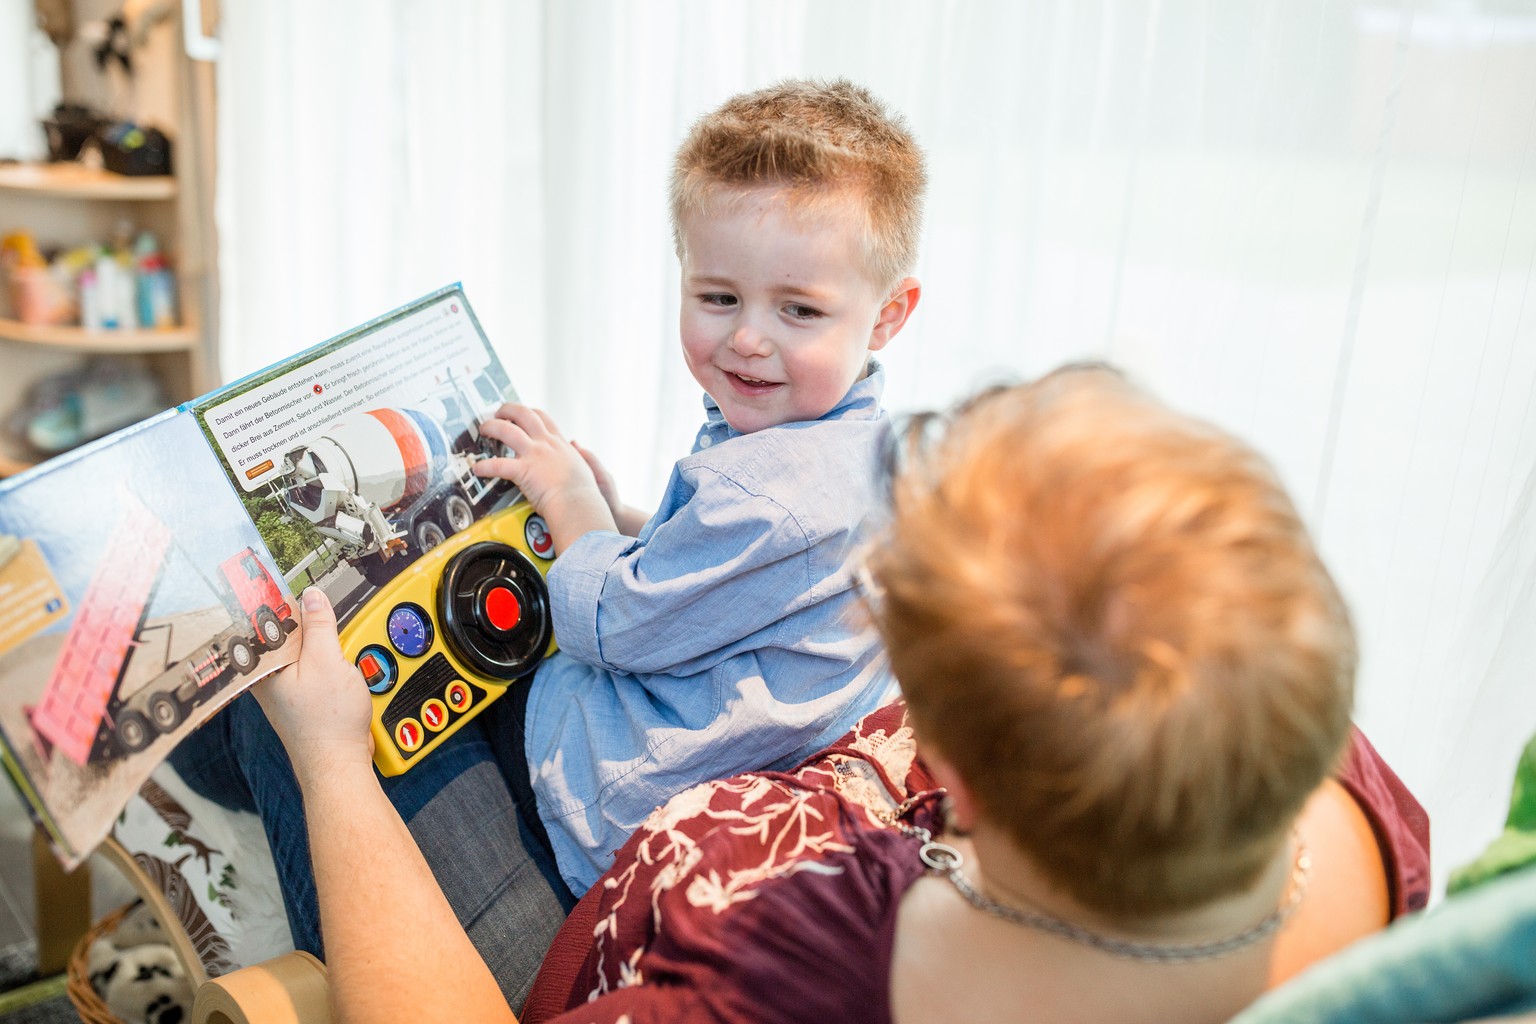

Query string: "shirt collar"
[698, 360, 886, 447]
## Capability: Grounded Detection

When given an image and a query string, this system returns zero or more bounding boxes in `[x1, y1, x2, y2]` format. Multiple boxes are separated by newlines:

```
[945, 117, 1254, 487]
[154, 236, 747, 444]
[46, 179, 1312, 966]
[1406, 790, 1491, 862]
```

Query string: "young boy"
[473, 78, 927, 894]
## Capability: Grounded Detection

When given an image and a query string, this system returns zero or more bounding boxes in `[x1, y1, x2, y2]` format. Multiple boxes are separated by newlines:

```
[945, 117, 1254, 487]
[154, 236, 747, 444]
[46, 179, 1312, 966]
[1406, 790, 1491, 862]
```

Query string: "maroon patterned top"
[524, 702, 1430, 1024]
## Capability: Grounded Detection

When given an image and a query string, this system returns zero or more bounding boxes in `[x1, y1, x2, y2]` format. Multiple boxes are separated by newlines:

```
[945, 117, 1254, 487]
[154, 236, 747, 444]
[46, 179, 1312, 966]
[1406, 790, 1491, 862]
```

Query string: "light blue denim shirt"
[523, 362, 900, 894]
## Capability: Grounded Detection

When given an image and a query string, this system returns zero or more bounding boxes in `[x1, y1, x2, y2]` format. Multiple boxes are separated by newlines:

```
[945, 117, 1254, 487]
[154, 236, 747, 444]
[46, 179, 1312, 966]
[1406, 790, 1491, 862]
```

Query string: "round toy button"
[356, 645, 398, 694]
[420, 699, 449, 732]
[483, 585, 521, 632]
[394, 718, 424, 753]
[525, 516, 555, 560]
[444, 680, 473, 713]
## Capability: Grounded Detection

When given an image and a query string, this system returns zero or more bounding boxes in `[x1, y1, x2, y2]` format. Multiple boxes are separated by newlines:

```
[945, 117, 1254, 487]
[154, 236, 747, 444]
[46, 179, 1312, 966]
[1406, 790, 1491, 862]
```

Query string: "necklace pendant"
[919, 839, 963, 872]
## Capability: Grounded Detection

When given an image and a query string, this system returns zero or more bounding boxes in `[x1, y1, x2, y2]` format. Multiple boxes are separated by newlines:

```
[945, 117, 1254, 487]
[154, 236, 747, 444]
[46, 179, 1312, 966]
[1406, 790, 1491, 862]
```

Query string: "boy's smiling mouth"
[726, 371, 782, 394]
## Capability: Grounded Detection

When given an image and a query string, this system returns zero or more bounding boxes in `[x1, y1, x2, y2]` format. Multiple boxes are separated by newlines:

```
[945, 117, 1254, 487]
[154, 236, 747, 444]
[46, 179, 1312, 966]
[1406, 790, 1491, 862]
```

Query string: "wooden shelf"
[0, 16, 216, 472]
[0, 449, 37, 478]
[0, 163, 176, 201]
[0, 317, 198, 352]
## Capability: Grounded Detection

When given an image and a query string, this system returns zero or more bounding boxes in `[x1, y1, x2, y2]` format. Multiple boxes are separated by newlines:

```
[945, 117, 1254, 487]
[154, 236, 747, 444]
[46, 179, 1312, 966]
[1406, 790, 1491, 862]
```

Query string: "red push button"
[421, 699, 448, 732]
[445, 680, 472, 713]
[394, 718, 424, 752]
[484, 586, 521, 631]
[357, 645, 397, 694]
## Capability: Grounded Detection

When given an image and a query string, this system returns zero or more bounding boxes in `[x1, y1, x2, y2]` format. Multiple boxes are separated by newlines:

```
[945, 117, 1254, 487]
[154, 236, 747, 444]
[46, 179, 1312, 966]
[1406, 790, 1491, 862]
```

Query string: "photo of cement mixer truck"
[272, 368, 511, 587]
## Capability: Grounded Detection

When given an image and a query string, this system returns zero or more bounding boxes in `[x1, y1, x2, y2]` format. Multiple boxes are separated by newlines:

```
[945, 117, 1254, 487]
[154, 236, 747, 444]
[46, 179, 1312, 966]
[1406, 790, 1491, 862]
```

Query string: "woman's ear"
[868, 277, 921, 352]
[925, 749, 979, 835]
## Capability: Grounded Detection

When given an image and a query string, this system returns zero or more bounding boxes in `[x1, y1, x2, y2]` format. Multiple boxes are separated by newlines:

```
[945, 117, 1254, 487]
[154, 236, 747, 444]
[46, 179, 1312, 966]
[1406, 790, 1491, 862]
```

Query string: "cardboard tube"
[192, 951, 331, 1024]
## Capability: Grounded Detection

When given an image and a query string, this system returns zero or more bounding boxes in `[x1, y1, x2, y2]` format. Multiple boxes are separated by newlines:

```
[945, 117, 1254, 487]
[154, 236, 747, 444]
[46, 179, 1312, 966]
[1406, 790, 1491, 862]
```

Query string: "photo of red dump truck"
[27, 545, 293, 766]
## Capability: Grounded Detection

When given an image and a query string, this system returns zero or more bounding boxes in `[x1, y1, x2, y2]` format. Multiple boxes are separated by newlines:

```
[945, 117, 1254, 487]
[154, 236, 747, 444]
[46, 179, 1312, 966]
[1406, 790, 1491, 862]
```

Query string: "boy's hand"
[253, 588, 374, 787]
[474, 404, 618, 552]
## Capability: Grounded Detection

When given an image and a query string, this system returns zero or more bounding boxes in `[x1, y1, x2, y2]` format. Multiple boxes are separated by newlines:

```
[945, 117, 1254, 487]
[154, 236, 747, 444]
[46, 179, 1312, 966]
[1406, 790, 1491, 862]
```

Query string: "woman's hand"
[474, 403, 617, 551]
[268, 590, 517, 1024]
[252, 587, 374, 788]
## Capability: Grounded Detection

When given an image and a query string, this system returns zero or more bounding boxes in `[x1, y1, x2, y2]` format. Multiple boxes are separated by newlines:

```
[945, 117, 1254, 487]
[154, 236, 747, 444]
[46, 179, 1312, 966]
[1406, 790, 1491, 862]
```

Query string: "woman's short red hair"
[867, 367, 1356, 917]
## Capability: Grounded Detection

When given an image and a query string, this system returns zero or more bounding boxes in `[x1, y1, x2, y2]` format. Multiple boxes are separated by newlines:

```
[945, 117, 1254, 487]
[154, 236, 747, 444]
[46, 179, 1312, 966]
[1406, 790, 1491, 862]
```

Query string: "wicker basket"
[65, 902, 133, 1024]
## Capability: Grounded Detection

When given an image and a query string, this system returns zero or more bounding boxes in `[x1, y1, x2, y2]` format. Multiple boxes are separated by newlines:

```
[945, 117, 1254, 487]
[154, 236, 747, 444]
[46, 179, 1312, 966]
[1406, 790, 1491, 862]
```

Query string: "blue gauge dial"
[387, 603, 434, 658]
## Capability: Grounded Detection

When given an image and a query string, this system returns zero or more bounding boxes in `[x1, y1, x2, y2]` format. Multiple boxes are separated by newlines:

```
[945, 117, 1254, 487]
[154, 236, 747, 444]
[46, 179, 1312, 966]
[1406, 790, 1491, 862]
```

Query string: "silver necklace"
[911, 828, 1312, 964]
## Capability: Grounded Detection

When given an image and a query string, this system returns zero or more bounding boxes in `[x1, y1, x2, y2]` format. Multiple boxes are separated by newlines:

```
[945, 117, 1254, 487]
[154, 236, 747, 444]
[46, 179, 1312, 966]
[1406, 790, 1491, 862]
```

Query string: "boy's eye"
[785, 304, 823, 320]
[701, 293, 738, 308]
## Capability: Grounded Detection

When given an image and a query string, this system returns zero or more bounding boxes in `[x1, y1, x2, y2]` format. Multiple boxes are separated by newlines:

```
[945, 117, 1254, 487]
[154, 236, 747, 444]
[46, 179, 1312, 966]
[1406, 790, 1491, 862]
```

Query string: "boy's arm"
[573, 440, 650, 537]
[611, 505, 650, 537]
[550, 471, 838, 677]
[254, 590, 519, 1024]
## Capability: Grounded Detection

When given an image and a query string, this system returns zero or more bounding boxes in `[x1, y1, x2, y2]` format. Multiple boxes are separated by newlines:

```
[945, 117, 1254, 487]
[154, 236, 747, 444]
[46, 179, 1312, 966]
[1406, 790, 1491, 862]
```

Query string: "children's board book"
[0, 285, 560, 868]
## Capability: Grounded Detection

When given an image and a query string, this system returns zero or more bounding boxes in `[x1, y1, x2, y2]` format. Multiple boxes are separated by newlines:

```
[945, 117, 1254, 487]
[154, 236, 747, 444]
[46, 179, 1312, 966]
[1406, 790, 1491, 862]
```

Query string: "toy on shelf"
[0, 227, 179, 330]
[1, 231, 76, 326]
[8, 357, 166, 456]
[42, 103, 109, 163]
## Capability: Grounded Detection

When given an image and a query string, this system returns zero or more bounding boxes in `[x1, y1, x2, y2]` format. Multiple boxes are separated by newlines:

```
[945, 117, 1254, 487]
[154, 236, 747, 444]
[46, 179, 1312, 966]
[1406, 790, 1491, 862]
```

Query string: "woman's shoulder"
[1265, 732, 1433, 989]
[1335, 728, 1432, 916]
[527, 701, 937, 1023]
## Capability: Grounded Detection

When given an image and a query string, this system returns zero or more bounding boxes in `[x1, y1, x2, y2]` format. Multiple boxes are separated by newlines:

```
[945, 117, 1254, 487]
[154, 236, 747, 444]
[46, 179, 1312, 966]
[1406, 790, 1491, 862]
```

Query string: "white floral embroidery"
[640, 779, 720, 833]
[616, 947, 644, 989]
[847, 723, 918, 788]
[582, 703, 918, 1008]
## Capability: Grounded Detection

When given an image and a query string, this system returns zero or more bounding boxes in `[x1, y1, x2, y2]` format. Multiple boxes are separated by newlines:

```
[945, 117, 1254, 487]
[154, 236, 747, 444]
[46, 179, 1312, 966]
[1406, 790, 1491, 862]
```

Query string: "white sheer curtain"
[216, 0, 1536, 892]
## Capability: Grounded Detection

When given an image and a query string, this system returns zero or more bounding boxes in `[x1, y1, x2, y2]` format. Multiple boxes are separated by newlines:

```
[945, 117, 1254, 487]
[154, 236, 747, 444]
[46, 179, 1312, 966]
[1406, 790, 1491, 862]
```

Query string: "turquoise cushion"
[1233, 864, 1536, 1023]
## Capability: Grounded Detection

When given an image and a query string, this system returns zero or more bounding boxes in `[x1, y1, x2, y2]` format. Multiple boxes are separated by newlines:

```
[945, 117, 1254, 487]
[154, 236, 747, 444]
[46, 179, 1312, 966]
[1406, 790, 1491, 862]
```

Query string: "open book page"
[0, 284, 540, 865]
[191, 285, 556, 779]
[190, 286, 530, 628]
[0, 411, 299, 867]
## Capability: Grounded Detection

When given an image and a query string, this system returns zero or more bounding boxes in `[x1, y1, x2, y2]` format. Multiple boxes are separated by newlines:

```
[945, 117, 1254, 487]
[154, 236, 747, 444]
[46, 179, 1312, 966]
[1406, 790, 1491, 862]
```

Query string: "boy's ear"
[868, 277, 921, 352]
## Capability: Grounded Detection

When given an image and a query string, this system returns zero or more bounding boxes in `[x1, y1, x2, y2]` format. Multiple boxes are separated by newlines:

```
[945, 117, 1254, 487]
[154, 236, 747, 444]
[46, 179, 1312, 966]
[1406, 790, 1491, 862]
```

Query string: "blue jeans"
[170, 692, 575, 1012]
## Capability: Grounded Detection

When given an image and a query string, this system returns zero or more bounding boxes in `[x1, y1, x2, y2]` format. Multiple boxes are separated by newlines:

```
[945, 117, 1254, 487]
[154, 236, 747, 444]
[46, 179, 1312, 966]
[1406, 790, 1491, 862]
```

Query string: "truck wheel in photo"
[148, 692, 184, 732]
[415, 519, 447, 553]
[256, 610, 285, 648]
[229, 636, 257, 675]
[118, 711, 152, 754]
[443, 493, 474, 534]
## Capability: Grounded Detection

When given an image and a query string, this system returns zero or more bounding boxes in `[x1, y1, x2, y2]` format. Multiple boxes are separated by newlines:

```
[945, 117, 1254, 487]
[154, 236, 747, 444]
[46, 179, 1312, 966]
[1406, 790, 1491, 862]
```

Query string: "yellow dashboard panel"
[340, 501, 557, 776]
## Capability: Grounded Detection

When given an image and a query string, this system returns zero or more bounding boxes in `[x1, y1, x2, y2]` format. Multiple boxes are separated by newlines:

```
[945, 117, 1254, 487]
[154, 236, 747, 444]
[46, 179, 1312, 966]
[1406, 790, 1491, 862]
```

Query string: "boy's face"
[678, 190, 914, 435]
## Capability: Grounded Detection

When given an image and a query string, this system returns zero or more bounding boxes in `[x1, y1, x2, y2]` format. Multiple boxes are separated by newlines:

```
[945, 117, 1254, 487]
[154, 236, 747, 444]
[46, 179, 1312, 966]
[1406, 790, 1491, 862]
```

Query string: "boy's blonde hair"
[669, 78, 927, 292]
[866, 367, 1356, 918]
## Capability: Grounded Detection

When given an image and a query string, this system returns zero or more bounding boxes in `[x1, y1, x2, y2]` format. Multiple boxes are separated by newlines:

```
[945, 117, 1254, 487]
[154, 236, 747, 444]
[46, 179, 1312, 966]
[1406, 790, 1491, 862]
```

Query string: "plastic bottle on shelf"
[132, 231, 178, 329]
[93, 249, 125, 329]
[78, 265, 101, 329]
